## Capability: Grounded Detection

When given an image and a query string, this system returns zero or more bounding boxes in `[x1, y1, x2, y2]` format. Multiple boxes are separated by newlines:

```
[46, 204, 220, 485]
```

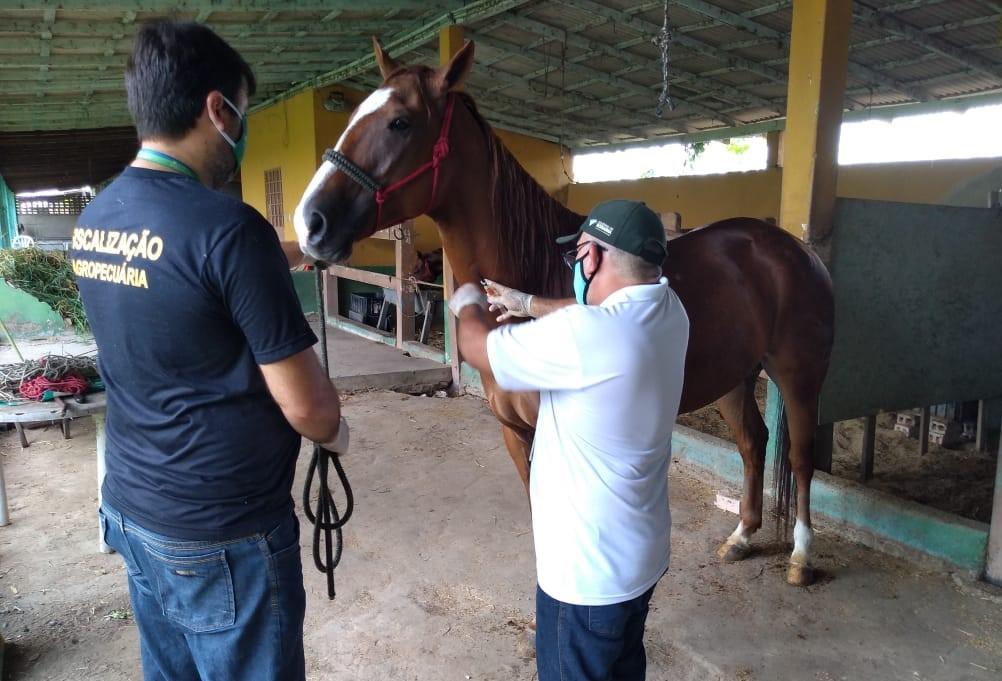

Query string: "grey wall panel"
[819, 198, 1002, 424]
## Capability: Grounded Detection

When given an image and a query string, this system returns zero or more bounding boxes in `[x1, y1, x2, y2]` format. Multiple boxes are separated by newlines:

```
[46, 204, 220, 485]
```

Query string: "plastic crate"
[348, 292, 382, 326]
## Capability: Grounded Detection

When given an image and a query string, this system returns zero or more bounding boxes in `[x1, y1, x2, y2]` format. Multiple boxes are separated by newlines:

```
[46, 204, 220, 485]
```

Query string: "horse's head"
[294, 37, 475, 263]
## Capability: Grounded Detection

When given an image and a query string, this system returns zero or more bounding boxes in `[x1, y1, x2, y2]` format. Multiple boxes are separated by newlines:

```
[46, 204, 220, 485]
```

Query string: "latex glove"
[448, 282, 488, 317]
[318, 416, 350, 455]
[483, 278, 533, 322]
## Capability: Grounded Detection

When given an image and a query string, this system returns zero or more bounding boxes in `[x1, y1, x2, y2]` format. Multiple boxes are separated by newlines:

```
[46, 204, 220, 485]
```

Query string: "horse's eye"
[389, 117, 410, 132]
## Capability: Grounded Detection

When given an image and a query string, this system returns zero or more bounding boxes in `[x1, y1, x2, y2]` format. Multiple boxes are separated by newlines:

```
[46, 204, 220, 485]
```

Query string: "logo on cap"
[589, 218, 614, 236]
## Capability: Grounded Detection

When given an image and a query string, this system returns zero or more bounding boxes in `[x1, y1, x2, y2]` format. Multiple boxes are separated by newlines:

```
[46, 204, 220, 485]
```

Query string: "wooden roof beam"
[250, 0, 535, 112]
[402, 46, 681, 134]
[675, 0, 788, 46]
[472, 32, 739, 128]
[558, 0, 789, 84]
[853, 2, 1002, 80]
[11, 1, 456, 10]
[503, 14, 779, 113]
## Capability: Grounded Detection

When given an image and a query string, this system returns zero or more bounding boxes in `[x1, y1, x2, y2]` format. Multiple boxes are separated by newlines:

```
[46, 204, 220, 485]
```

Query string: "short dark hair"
[126, 21, 256, 140]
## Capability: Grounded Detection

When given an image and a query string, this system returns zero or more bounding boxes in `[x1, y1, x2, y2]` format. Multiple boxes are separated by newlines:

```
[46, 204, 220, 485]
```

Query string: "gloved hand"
[318, 416, 350, 455]
[448, 282, 488, 316]
[483, 279, 533, 322]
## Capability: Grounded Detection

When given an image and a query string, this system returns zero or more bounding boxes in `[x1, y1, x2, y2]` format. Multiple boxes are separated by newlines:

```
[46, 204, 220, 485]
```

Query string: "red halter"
[322, 94, 458, 229]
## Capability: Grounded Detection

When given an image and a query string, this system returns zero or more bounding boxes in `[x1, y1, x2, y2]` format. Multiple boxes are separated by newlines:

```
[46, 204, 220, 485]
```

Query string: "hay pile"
[0, 248, 89, 332]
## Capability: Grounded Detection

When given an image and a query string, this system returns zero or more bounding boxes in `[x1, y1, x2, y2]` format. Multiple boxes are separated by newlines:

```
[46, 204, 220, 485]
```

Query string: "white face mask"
[213, 95, 247, 169]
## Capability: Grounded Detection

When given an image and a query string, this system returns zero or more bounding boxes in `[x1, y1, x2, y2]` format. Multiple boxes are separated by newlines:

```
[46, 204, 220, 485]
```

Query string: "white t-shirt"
[486, 278, 689, 606]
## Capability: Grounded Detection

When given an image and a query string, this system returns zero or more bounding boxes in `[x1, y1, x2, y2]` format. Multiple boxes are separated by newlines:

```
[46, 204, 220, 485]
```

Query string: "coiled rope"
[302, 265, 354, 600]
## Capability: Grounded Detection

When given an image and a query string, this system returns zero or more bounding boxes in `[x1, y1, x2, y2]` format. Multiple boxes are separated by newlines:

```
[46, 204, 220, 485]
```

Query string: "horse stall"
[674, 197, 1002, 579]
[318, 221, 454, 370]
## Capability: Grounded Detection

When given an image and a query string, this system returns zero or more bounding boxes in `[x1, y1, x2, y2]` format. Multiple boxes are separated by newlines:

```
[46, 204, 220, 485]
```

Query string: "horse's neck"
[434, 136, 583, 298]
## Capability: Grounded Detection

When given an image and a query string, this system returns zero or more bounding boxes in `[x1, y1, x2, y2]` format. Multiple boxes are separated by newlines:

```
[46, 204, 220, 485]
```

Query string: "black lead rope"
[303, 264, 354, 600]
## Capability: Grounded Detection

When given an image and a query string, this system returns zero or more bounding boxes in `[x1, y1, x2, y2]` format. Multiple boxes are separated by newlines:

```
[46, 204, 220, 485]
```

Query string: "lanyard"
[136, 148, 199, 181]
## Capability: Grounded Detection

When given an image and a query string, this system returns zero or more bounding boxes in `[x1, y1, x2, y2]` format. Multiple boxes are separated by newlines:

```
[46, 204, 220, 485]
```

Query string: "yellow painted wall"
[567, 157, 1002, 229]
[836, 158, 1001, 205]
[568, 169, 783, 227]
[242, 89, 318, 241]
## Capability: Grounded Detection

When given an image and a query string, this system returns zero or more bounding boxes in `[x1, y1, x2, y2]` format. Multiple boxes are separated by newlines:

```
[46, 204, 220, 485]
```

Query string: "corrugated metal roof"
[0, 0, 1000, 152]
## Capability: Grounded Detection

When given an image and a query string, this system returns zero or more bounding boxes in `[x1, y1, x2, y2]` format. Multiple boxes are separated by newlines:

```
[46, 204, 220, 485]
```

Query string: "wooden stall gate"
[319, 220, 454, 372]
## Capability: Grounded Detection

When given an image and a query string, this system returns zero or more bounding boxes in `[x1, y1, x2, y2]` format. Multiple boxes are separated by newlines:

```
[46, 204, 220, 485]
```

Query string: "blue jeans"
[99, 502, 306, 681]
[536, 585, 656, 681]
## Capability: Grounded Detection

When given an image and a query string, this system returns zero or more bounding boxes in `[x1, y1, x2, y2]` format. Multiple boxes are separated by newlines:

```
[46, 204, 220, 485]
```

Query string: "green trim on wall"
[0, 176, 16, 249]
[672, 381, 989, 572]
[0, 280, 65, 338]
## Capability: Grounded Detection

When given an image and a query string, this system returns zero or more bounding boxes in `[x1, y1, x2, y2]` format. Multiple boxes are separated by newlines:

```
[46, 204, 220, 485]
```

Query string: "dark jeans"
[99, 502, 306, 681]
[536, 585, 656, 681]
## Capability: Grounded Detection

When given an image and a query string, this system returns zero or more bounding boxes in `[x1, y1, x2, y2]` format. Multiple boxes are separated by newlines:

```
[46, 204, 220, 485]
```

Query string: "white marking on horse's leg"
[334, 87, 394, 152]
[790, 519, 813, 567]
[725, 521, 751, 548]
[293, 161, 337, 249]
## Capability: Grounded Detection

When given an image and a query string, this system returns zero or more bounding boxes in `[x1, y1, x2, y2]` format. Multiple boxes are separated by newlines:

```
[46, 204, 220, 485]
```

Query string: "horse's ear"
[433, 40, 475, 95]
[372, 36, 401, 80]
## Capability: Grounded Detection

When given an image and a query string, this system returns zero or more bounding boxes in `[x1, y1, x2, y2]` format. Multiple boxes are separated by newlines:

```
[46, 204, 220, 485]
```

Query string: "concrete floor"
[1, 390, 1001, 680]
[309, 323, 451, 394]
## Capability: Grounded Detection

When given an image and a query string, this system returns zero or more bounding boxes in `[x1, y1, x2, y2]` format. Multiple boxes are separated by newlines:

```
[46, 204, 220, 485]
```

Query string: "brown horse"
[294, 39, 834, 586]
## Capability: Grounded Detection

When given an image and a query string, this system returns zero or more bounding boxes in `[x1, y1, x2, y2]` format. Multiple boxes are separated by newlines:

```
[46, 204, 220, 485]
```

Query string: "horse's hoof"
[716, 541, 751, 563]
[786, 563, 814, 586]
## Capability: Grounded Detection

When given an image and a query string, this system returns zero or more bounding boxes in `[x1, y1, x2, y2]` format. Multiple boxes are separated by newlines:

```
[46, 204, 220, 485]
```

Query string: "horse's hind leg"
[768, 369, 823, 587]
[714, 371, 768, 563]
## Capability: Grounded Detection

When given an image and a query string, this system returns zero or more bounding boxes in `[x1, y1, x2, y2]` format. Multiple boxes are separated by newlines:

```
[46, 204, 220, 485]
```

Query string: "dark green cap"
[556, 199, 667, 266]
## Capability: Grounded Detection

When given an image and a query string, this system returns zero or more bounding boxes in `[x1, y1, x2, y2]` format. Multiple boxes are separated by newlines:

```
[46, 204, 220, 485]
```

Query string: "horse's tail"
[771, 390, 795, 537]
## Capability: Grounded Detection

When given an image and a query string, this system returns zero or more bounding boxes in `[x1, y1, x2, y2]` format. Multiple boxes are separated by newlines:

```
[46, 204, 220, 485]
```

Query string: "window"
[16, 192, 92, 216]
[264, 168, 284, 231]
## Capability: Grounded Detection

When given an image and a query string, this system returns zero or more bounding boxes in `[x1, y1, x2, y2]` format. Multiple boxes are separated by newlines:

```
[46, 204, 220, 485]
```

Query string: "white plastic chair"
[12, 234, 34, 249]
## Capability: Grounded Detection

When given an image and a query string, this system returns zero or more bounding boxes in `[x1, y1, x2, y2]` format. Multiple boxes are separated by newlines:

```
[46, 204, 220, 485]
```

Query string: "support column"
[766, 130, 782, 169]
[860, 415, 876, 483]
[778, 0, 851, 472]
[987, 415, 1002, 586]
[778, 0, 852, 263]
[394, 221, 416, 349]
[440, 25, 464, 389]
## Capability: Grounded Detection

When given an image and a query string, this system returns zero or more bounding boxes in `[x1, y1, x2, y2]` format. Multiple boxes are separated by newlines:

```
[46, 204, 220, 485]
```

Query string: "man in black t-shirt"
[71, 22, 345, 681]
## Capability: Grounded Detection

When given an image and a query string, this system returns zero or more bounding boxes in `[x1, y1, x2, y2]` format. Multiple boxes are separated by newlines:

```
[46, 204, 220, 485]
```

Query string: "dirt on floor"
[676, 379, 998, 523]
[2, 390, 1002, 680]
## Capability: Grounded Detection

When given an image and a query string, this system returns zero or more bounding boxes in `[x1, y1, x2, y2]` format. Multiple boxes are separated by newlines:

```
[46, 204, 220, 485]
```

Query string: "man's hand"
[318, 416, 350, 455]
[483, 279, 533, 322]
[448, 282, 488, 317]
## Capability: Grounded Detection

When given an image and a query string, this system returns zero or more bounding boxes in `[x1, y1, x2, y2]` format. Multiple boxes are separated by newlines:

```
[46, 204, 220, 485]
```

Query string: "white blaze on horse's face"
[294, 160, 336, 251]
[293, 87, 396, 251]
[334, 87, 394, 152]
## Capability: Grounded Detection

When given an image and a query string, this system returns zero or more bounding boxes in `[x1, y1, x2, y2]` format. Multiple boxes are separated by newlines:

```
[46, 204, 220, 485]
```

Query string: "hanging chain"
[652, 0, 676, 117]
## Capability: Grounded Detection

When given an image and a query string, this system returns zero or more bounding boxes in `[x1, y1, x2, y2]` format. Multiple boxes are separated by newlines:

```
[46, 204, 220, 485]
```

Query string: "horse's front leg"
[483, 377, 539, 495]
[714, 375, 768, 563]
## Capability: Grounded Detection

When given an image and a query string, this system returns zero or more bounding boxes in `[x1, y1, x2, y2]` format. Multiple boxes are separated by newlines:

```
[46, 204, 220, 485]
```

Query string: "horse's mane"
[453, 92, 583, 298]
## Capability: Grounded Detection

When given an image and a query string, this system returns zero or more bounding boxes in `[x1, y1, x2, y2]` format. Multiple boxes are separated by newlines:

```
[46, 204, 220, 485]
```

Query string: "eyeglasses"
[562, 241, 605, 270]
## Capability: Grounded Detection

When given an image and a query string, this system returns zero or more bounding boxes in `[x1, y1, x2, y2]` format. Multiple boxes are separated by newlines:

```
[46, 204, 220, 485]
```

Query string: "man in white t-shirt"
[449, 200, 690, 681]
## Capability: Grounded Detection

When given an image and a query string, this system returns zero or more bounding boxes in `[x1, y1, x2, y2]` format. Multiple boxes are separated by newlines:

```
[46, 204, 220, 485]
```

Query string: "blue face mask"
[216, 95, 247, 170]
[573, 257, 592, 305]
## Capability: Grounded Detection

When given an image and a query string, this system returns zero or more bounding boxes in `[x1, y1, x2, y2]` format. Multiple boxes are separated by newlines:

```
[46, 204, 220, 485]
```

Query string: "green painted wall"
[0, 176, 16, 249]
[0, 280, 65, 338]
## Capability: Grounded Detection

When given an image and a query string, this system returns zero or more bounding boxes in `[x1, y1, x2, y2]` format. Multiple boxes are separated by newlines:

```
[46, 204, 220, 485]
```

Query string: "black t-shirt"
[71, 166, 317, 540]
